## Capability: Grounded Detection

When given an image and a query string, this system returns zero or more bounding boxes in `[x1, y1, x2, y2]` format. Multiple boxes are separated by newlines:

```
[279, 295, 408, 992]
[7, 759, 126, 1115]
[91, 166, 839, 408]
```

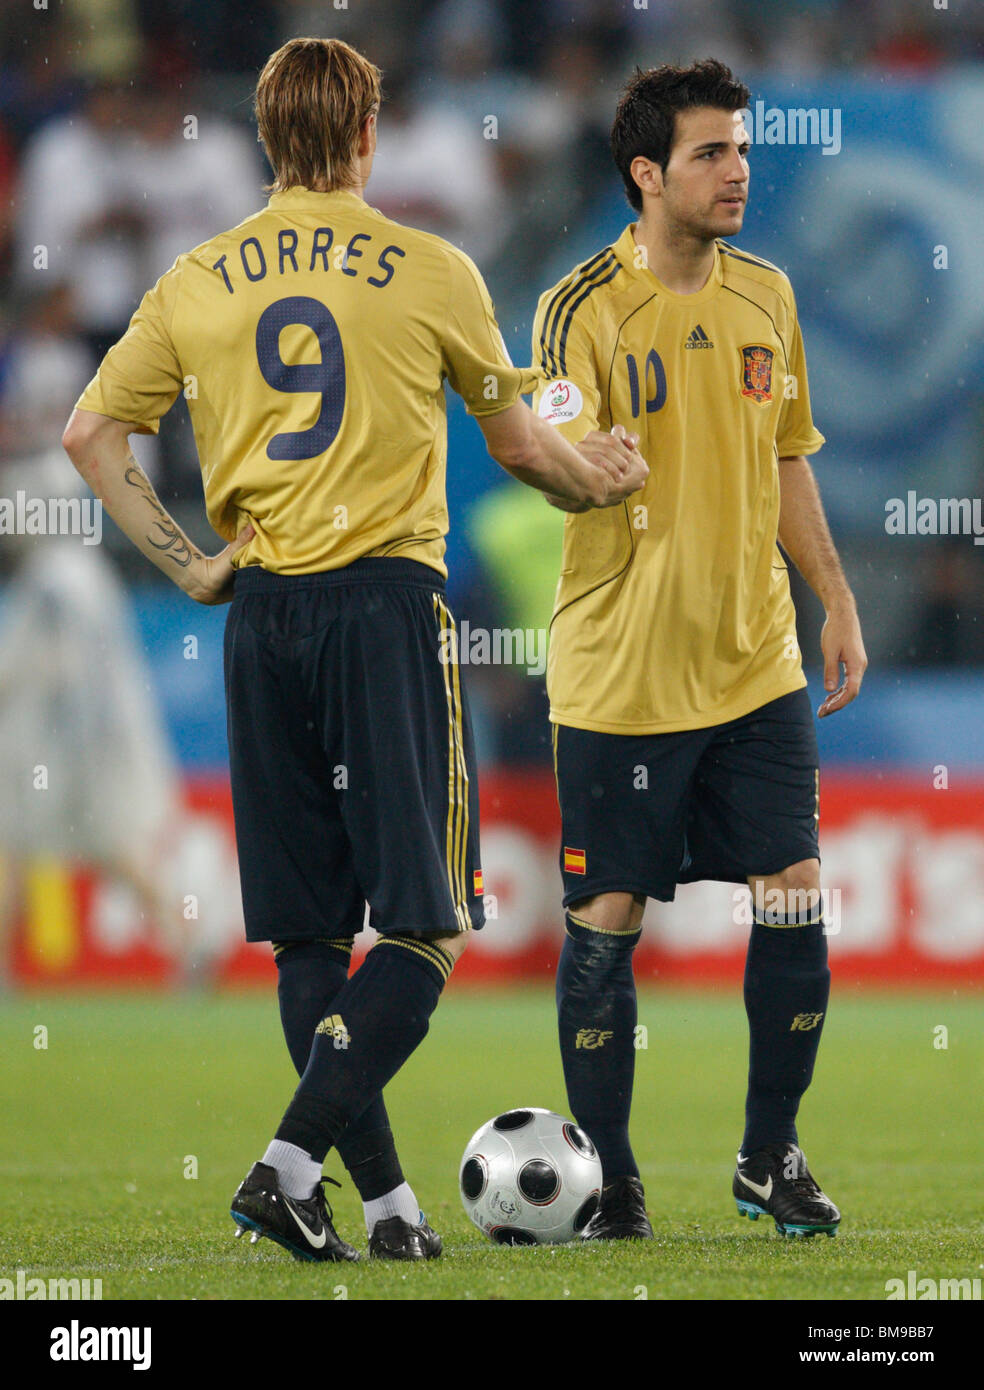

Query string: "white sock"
[262, 1140, 322, 1200]
[364, 1181, 421, 1234]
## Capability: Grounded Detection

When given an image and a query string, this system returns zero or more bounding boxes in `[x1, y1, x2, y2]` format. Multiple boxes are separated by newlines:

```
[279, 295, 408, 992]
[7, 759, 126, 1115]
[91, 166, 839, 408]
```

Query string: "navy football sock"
[272, 938, 403, 1199]
[339, 1126, 406, 1204]
[742, 914, 830, 1156]
[275, 934, 454, 1163]
[273, 938, 353, 1075]
[556, 911, 642, 1182]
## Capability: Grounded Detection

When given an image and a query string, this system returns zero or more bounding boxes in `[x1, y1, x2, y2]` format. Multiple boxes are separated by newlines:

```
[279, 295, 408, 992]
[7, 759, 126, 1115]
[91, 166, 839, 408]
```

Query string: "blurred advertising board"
[10, 770, 984, 988]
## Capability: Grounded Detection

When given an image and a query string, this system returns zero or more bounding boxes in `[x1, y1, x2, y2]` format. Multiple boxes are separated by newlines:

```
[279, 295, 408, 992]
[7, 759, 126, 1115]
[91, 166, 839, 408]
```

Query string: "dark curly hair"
[611, 59, 751, 211]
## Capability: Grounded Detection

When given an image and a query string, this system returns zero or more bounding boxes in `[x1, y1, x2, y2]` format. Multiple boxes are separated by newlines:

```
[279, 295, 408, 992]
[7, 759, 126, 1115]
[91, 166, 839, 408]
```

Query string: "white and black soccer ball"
[459, 1107, 602, 1245]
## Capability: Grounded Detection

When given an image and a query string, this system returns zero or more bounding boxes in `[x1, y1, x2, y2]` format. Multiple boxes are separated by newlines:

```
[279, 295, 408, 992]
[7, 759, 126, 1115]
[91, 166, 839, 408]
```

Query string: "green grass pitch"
[2, 987, 982, 1301]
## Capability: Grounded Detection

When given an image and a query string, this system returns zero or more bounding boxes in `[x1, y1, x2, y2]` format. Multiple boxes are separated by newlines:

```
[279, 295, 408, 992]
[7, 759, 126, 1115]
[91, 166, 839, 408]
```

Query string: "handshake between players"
[476, 400, 647, 521]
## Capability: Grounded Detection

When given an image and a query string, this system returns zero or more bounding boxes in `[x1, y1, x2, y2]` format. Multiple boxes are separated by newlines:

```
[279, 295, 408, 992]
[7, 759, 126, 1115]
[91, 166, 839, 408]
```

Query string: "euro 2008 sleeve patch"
[538, 379, 583, 425]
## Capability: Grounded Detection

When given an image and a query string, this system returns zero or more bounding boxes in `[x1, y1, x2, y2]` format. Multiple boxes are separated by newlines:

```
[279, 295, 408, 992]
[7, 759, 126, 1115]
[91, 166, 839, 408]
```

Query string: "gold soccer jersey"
[76, 187, 538, 577]
[532, 225, 825, 734]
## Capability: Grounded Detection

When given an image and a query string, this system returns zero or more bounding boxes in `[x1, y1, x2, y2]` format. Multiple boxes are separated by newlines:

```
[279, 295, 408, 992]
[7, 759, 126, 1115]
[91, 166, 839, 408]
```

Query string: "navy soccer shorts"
[224, 559, 484, 942]
[553, 688, 821, 906]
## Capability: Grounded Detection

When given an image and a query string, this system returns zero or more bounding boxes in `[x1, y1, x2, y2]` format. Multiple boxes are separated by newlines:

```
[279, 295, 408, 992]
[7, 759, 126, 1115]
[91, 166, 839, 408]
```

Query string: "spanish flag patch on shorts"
[564, 847, 586, 875]
[473, 869, 484, 896]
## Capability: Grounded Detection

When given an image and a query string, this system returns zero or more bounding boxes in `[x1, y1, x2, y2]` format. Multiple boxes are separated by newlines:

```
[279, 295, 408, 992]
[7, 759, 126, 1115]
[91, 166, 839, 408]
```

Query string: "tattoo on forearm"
[124, 461, 202, 570]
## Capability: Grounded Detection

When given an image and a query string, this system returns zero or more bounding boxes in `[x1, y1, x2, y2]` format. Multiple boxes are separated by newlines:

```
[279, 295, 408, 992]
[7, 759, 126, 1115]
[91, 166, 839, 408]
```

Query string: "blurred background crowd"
[1, 0, 983, 773]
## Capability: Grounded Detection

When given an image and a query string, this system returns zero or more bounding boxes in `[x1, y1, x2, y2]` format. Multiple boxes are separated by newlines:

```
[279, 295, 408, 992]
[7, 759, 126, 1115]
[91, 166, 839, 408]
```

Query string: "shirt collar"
[612, 223, 724, 303]
[267, 186, 372, 211]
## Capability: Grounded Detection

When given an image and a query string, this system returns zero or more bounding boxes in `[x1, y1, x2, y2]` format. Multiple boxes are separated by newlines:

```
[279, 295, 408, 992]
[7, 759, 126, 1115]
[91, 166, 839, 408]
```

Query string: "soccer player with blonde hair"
[63, 36, 647, 1262]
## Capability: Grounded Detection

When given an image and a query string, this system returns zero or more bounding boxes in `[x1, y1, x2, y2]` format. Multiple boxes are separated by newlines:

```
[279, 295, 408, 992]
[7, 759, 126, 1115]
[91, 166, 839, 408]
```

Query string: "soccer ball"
[459, 1107, 602, 1245]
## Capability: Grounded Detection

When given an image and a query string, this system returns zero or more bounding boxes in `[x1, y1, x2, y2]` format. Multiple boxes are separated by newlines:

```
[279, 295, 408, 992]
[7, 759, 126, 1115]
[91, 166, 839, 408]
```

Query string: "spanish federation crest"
[739, 345, 774, 403]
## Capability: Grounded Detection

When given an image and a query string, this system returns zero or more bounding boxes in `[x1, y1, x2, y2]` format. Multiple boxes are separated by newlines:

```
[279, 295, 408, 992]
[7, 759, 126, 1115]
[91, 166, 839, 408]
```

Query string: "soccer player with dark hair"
[532, 58, 867, 1240]
[62, 36, 647, 1263]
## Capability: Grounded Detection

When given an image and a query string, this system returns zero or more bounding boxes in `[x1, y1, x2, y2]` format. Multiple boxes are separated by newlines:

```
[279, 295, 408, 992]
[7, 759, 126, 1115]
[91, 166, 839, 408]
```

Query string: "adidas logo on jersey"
[685, 324, 714, 349]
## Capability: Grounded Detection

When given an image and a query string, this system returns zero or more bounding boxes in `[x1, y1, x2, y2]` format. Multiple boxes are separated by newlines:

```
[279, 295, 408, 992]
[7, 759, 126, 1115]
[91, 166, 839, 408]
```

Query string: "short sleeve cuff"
[465, 365, 544, 418]
[74, 377, 162, 436]
[777, 429, 825, 458]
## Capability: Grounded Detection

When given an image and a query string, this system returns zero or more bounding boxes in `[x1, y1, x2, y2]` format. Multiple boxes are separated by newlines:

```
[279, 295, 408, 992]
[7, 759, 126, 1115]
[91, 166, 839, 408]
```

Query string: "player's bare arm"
[62, 407, 253, 606]
[777, 453, 867, 718]
[544, 426, 643, 513]
[478, 402, 647, 509]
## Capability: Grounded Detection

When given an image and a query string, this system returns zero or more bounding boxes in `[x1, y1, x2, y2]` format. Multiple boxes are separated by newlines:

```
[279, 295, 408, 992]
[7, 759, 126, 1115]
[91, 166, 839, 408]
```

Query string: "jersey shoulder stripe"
[555, 255, 622, 377]
[538, 247, 615, 375]
[718, 241, 795, 331]
[537, 248, 618, 376]
[716, 240, 784, 276]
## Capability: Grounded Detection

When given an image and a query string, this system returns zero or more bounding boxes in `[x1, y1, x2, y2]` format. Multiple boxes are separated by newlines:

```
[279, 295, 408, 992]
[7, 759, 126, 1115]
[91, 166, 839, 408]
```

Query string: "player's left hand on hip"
[817, 605, 867, 718]
[186, 523, 255, 606]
